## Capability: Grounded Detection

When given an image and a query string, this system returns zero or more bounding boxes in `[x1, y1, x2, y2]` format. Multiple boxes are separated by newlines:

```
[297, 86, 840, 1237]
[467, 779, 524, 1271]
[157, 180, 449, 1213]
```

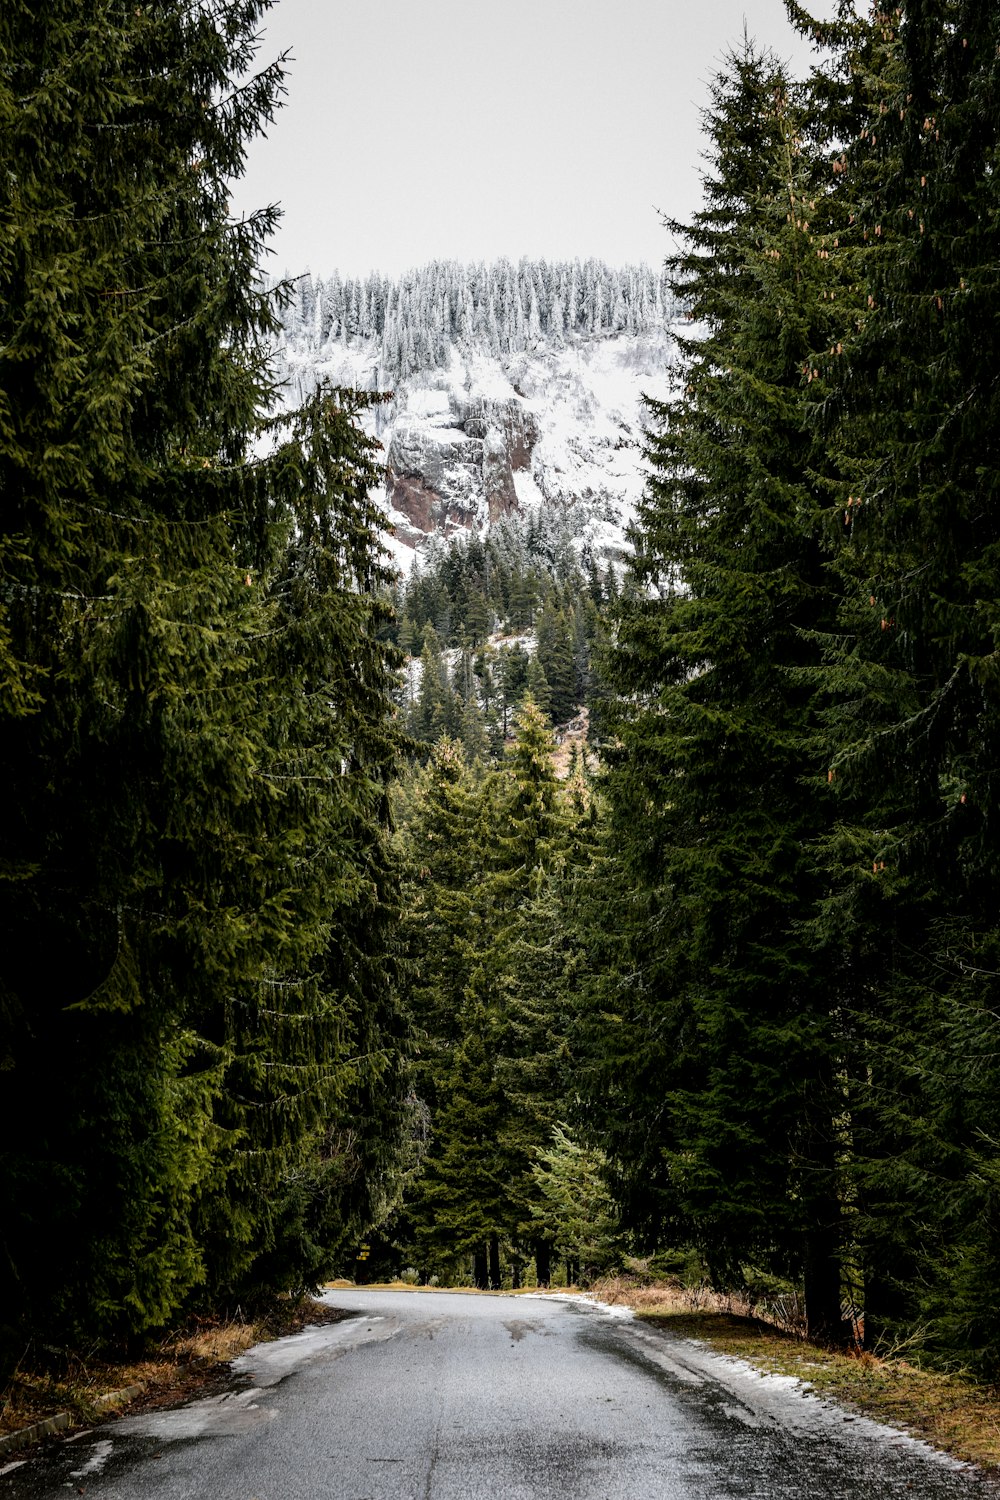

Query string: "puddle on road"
[408, 1317, 447, 1339]
[504, 1319, 544, 1342]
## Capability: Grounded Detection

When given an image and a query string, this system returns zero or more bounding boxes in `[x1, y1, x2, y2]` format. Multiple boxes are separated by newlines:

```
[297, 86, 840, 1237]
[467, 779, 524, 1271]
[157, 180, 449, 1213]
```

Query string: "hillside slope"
[271, 258, 679, 572]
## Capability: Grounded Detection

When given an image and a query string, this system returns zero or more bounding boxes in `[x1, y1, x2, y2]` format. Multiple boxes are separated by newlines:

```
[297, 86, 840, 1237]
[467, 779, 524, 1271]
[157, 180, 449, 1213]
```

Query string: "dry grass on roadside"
[590, 1275, 1000, 1476]
[0, 1298, 344, 1439]
[590, 1274, 795, 1326]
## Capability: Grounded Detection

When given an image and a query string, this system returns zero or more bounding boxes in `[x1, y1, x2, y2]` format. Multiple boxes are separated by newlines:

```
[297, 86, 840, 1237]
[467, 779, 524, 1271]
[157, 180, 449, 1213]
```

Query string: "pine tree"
[395, 703, 590, 1287]
[394, 740, 505, 1281]
[796, 0, 1000, 1368]
[408, 984, 509, 1284]
[529, 1127, 620, 1284]
[496, 642, 529, 737]
[413, 624, 452, 747]
[493, 704, 601, 1279]
[394, 740, 482, 1103]
[525, 656, 553, 722]
[593, 42, 854, 1340]
[0, 0, 405, 1361]
[536, 597, 579, 724]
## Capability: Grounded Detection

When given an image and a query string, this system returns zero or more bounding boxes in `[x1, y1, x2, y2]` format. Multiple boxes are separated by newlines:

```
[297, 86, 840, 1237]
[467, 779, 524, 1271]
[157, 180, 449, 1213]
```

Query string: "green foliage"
[0, 0, 404, 1365]
[534, 596, 578, 724]
[589, 40, 853, 1341]
[392, 705, 598, 1284]
[808, 0, 1000, 1371]
[579, 0, 1000, 1375]
[529, 1126, 622, 1282]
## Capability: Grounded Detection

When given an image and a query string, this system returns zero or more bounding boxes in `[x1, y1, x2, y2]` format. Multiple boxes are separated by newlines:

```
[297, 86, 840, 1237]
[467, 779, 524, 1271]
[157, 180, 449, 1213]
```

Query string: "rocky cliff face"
[383, 389, 539, 542]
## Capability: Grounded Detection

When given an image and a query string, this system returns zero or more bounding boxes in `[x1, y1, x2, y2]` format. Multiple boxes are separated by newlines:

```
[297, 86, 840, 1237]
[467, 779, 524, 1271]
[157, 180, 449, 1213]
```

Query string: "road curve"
[0, 1288, 987, 1499]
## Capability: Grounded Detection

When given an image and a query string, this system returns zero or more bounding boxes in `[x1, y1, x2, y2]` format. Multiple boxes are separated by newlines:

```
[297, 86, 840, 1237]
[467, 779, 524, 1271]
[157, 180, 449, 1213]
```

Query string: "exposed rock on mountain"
[382, 391, 538, 542]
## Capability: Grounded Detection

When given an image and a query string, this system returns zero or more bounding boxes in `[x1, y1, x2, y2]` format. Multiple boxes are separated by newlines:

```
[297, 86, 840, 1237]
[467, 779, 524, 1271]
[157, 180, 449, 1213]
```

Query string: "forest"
[274, 256, 676, 386]
[3, 0, 1000, 1388]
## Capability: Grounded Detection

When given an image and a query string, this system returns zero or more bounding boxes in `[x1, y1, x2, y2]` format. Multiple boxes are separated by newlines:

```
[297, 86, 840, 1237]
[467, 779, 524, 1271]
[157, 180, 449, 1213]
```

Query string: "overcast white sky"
[230, 0, 827, 281]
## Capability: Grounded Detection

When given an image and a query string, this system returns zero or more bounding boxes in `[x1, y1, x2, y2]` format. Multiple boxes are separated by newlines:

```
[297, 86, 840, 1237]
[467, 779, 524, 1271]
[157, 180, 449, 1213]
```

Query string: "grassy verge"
[0, 1298, 345, 1441]
[591, 1276, 1000, 1475]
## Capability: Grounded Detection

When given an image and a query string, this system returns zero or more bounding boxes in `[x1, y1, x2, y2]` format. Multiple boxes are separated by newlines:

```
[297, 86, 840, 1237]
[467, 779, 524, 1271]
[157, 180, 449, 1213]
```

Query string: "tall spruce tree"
[535, 594, 578, 724]
[0, 0, 404, 1361]
[397, 704, 590, 1286]
[795, 0, 1000, 1368]
[496, 707, 601, 1280]
[593, 44, 854, 1339]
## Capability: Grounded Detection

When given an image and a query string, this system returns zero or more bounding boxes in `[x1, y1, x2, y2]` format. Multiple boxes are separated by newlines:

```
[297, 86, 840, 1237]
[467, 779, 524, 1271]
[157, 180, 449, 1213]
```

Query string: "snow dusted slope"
[270, 259, 680, 572]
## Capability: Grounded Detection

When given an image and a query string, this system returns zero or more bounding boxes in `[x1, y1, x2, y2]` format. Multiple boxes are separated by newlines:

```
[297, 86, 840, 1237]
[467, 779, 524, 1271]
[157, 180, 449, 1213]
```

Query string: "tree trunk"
[566, 1256, 579, 1287]
[489, 1233, 501, 1291]
[511, 1257, 522, 1290]
[862, 1263, 907, 1352]
[801, 1068, 848, 1346]
[534, 1238, 551, 1288]
[803, 1229, 846, 1345]
[472, 1246, 489, 1290]
[801, 1121, 847, 1345]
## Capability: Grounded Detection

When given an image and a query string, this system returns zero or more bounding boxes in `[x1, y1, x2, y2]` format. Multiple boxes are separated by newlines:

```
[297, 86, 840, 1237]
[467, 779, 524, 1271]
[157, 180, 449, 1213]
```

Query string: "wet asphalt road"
[0, 1288, 990, 1499]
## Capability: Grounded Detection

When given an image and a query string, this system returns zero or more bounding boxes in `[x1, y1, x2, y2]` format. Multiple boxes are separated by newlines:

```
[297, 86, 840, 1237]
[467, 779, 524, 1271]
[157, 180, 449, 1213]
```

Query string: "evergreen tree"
[460, 693, 490, 764]
[493, 704, 600, 1279]
[795, 0, 1000, 1369]
[529, 1127, 621, 1285]
[413, 624, 452, 746]
[593, 43, 853, 1340]
[393, 740, 484, 1112]
[394, 740, 506, 1281]
[0, 0, 404, 1361]
[395, 703, 590, 1287]
[408, 984, 509, 1285]
[496, 642, 529, 737]
[525, 655, 553, 722]
[535, 597, 579, 724]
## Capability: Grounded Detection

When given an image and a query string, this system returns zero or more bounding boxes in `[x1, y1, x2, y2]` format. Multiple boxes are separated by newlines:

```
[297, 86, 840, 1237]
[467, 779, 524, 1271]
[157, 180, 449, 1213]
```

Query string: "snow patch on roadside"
[110, 1316, 402, 1444]
[233, 1314, 399, 1388]
[522, 1291, 635, 1320]
[113, 1387, 277, 1442]
[69, 1439, 114, 1478]
[645, 1330, 972, 1472]
[560, 1291, 973, 1474]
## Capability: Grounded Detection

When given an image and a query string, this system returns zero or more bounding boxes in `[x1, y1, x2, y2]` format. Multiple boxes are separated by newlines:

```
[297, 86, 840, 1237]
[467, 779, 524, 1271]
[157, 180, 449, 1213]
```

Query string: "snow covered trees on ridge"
[274, 258, 676, 385]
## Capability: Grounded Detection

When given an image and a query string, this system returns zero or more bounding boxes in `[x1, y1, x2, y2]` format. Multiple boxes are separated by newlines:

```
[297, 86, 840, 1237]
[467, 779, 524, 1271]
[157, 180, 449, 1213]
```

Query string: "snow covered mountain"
[271, 258, 680, 574]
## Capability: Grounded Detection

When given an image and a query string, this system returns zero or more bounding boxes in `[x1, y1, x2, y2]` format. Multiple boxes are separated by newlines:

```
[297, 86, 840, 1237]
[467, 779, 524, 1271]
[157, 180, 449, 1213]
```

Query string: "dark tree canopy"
[0, 0, 405, 1364]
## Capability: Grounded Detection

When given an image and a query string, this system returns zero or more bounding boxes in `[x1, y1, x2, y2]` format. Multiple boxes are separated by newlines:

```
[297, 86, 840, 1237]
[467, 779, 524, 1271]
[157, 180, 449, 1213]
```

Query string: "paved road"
[0, 1289, 989, 1499]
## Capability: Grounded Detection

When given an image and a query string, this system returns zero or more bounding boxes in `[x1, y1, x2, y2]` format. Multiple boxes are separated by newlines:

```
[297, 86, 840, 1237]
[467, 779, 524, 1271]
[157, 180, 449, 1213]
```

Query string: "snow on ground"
[511, 470, 546, 510]
[273, 323, 682, 572]
[378, 512, 417, 576]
